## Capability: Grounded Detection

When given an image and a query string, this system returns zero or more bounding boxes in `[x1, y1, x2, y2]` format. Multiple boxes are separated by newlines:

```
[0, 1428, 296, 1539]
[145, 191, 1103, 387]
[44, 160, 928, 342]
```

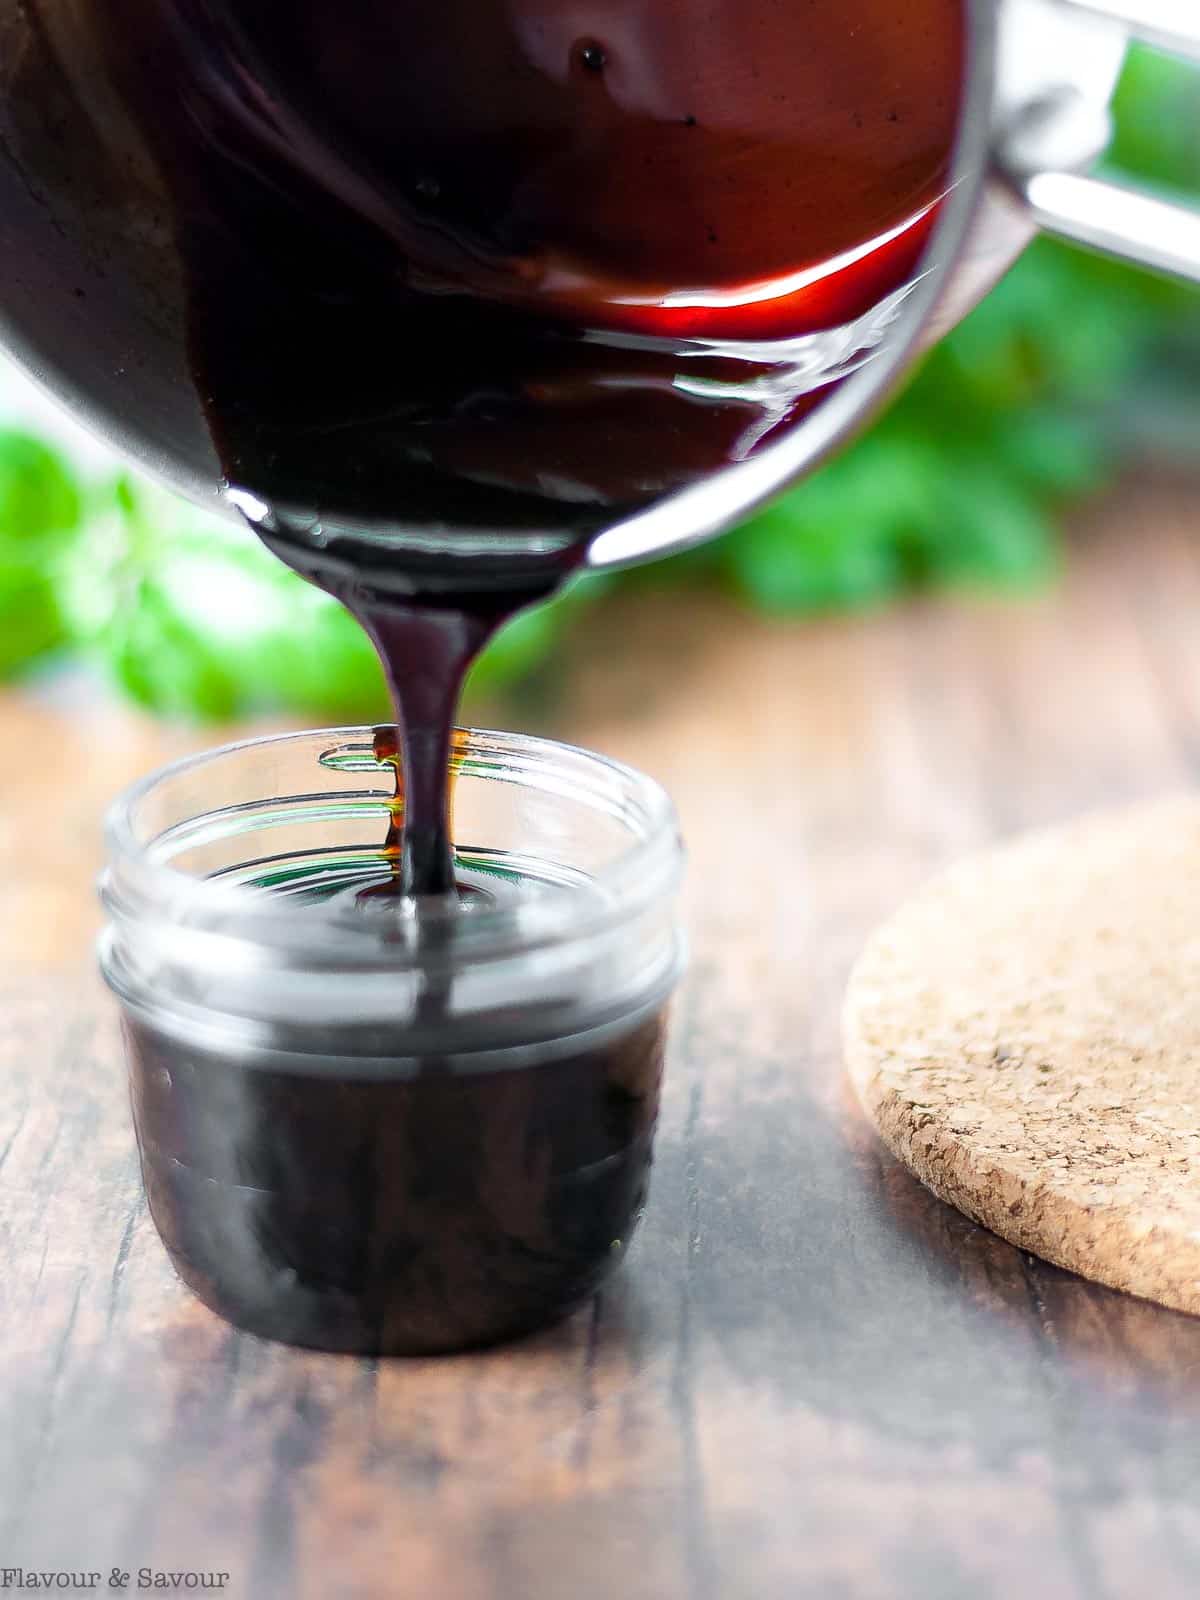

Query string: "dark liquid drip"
[355, 603, 511, 899]
[367, 726, 405, 898]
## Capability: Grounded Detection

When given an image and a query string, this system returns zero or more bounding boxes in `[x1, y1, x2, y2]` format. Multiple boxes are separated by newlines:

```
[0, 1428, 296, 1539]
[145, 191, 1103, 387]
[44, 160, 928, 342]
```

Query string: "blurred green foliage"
[0, 47, 1197, 717]
[0, 432, 83, 676]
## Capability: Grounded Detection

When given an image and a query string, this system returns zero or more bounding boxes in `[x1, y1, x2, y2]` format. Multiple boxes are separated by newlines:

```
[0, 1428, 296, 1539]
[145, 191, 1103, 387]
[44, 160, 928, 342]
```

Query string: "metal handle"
[998, 0, 1200, 286]
[1057, 0, 1200, 65]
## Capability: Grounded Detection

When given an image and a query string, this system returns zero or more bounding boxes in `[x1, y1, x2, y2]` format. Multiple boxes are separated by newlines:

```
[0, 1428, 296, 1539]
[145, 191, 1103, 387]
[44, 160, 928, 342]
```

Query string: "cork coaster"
[844, 796, 1200, 1315]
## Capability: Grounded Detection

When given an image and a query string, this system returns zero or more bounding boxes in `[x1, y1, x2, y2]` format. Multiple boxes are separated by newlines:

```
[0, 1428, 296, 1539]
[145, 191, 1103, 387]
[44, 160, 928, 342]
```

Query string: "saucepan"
[0, 0, 1196, 574]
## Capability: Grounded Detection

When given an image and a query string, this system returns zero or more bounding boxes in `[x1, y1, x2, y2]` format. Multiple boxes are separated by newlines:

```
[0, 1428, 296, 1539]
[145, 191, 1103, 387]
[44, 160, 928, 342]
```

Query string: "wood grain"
[4, 477, 1200, 1598]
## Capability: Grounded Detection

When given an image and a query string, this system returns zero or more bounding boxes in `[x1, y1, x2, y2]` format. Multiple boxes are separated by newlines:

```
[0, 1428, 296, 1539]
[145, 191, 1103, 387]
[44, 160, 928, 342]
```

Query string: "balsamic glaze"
[125, 1008, 669, 1354]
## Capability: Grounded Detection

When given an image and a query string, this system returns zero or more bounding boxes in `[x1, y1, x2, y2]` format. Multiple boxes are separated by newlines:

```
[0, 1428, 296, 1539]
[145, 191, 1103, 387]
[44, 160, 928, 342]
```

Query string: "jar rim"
[102, 724, 683, 964]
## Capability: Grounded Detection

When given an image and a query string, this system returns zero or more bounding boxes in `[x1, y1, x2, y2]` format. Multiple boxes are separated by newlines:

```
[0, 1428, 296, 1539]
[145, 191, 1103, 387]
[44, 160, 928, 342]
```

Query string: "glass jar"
[99, 727, 685, 1356]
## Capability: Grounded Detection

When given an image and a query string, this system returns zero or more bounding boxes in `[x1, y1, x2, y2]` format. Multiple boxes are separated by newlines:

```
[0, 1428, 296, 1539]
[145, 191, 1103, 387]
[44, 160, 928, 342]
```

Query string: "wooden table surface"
[5, 478, 1200, 1599]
